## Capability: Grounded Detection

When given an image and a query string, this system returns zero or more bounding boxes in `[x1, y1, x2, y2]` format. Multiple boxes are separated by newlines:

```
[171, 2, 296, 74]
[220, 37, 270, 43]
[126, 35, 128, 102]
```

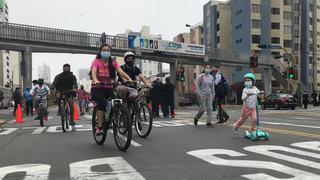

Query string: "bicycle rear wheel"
[113, 103, 132, 151]
[92, 107, 107, 145]
[135, 103, 153, 138]
[61, 103, 68, 132]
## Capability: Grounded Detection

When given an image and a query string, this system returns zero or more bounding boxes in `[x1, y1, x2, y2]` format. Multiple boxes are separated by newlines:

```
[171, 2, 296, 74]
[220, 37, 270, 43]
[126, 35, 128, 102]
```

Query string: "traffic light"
[289, 66, 294, 79]
[180, 72, 185, 81]
[249, 55, 258, 68]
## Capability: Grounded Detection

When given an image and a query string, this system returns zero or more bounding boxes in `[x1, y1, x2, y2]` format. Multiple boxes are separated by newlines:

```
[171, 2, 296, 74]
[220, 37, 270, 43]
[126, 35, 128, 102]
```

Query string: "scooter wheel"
[264, 132, 270, 140]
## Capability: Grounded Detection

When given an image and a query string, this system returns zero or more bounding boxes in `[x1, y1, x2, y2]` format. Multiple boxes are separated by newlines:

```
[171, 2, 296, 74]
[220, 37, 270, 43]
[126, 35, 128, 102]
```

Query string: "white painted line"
[8, 119, 15, 123]
[262, 121, 320, 129]
[23, 126, 47, 134]
[109, 130, 141, 147]
[0, 128, 18, 135]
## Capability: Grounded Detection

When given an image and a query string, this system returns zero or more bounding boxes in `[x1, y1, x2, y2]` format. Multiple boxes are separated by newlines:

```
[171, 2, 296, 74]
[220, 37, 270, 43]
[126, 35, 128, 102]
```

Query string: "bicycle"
[126, 84, 153, 138]
[37, 95, 48, 127]
[60, 90, 76, 132]
[92, 82, 132, 151]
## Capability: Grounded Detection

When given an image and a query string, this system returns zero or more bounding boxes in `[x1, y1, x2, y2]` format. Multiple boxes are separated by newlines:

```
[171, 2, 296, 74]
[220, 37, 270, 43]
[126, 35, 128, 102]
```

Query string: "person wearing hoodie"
[194, 65, 215, 127]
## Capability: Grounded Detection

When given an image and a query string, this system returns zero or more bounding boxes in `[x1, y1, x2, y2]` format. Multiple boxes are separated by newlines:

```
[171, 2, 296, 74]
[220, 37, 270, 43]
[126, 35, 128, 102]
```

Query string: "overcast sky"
[6, 0, 226, 81]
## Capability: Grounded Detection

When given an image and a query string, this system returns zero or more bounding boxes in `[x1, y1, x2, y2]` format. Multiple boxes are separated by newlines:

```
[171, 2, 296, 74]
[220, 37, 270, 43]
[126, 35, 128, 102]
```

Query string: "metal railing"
[0, 22, 130, 50]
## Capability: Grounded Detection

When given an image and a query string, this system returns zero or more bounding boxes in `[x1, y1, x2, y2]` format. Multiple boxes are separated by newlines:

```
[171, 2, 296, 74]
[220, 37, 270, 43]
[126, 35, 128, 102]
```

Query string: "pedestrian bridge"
[0, 22, 277, 93]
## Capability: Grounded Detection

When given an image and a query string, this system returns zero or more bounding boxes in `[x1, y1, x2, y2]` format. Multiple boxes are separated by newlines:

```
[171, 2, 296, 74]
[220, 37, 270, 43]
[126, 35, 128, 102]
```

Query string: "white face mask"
[204, 68, 211, 74]
[244, 81, 253, 88]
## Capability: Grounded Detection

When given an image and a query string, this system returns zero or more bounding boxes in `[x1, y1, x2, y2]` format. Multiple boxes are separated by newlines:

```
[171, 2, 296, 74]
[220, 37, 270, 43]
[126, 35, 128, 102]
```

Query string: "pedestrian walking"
[77, 85, 87, 116]
[163, 77, 175, 118]
[303, 91, 309, 109]
[311, 90, 317, 106]
[211, 67, 230, 123]
[233, 73, 261, 134]
[12, 87, 22, 116]
[194, 65, 215, 127]
[23, 87, 33, 116]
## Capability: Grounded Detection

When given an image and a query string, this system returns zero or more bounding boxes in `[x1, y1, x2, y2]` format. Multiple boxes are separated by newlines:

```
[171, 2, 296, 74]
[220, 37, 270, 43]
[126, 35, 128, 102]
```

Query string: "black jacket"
[52, 71, 77, 92]
[163, 82, 175, 103]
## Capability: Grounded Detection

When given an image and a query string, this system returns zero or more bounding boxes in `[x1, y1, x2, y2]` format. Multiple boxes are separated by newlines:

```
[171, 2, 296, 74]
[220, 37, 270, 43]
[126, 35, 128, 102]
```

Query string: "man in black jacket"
[163, 77, 175, 118]
[51, 64, 78, 125]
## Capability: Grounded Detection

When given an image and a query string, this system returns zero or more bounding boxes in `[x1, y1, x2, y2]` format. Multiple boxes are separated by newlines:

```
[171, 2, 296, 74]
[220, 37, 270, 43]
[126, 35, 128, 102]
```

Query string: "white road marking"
[261, 121, 320, 129]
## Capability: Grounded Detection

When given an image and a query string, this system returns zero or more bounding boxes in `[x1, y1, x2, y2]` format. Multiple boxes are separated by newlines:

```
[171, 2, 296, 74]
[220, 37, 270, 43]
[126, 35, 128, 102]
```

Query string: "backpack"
[215, 73, 229, 97]
[89, 57, 116, 80]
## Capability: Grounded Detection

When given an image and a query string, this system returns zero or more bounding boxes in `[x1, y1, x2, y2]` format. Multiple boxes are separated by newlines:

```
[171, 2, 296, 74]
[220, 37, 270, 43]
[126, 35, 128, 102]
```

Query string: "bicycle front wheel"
[60, 103, 68, 132]
[135, 103, 153, 138]
[92, 107, 107, 145]
[113, 103, 132, 151]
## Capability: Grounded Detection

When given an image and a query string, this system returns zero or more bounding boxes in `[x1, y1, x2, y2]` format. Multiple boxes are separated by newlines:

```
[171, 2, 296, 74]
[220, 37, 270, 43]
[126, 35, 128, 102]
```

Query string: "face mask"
[127, 61, 134, 67]
[204, 68, 211, 74]
[101, 51, 111, 59]
[244, 81, 253, 88]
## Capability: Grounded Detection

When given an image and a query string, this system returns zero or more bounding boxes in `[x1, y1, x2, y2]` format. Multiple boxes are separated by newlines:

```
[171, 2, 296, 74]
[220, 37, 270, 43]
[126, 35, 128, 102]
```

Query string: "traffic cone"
[73, 102, 80, 121]
[15, 104, 24, 123]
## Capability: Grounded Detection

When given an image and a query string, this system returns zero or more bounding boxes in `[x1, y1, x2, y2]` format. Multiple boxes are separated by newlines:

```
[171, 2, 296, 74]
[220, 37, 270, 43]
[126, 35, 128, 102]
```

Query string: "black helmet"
[38, 78, 44, 84]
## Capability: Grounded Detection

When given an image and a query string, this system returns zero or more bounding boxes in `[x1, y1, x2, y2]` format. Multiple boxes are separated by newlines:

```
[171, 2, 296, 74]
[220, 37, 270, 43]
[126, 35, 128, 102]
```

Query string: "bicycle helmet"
[243, 73, 256, 81]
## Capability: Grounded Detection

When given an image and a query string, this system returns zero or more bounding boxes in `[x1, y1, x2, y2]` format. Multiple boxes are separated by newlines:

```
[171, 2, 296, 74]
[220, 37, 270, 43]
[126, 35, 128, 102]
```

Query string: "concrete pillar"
[22, 46, 32, 89]
[261, 67, 271, 96]
[170, 62, 178, 108]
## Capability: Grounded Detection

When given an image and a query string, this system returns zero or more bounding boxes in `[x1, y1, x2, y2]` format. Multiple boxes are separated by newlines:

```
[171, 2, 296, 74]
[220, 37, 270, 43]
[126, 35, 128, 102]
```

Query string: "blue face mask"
[101, 51, 111, 59]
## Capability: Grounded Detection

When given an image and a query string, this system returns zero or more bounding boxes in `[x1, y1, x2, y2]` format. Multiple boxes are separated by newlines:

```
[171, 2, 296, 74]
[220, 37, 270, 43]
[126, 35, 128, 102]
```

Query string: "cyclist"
[51, 63, 78, 126]
[118, 52, 150, 105]
[91, 44, 133, 135]
[30, 78, 50, 121]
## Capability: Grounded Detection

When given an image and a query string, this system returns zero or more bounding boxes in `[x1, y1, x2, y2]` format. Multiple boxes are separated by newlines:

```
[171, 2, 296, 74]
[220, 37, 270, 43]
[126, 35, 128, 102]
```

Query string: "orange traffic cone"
[73, 102, 80, 121]
[15, 104, 24, 123]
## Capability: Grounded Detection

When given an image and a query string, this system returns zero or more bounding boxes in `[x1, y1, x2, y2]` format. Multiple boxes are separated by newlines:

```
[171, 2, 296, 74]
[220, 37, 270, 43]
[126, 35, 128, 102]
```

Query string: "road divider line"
[261, 121, 320, 129]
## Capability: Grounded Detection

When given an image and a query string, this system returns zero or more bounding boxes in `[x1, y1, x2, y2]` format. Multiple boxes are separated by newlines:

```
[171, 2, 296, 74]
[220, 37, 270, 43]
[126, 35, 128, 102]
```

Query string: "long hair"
[96, 44, 112, 59]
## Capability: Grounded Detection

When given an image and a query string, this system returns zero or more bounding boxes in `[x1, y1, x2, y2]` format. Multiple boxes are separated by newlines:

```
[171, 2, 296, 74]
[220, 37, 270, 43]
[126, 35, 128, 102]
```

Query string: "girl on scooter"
[233, 73, 260, 134]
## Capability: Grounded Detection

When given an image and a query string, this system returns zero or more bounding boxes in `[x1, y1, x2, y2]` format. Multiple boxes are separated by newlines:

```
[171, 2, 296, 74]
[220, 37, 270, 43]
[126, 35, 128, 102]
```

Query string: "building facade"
[38, 63, 51, 83]
[0, 0, 10, 87]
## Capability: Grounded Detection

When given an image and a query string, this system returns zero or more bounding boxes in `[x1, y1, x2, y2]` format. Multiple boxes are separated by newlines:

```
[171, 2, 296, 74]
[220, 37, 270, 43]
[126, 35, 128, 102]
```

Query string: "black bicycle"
[127, 84, 153, 138]
[92, 82, 132, 151]
[38, 95, 47, 127]
[60, 90, 76, 132]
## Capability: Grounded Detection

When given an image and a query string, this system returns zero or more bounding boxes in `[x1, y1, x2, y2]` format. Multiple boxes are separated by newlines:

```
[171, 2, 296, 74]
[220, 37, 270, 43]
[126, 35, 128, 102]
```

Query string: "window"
[284, 25, 291, 34]
[216, 11, 220, 18]
[235, 9, 242, 15]
[271, 8, 280, 15]
[217, 24, 220, 31]
[295, 3, 300, 11]
[310, 31, 313, 39]
[271, 52, 281, 57]
[235, 38, 242, 44]
[284, 11, 291, 20]
[318, 83, 320, 86]
[252, 35, 260, 43]
[310, 17, 313, 25]
[217, 36, 220, 43]
[284, 40, 292, 48]
[271, 22, 280, 29]
[252, 19, 260, 28]
[235, 24, 242, 29]
[284, 0, 291, 6]
[149, 71, 152, 75]
[251, 4, 260, 13]
[295, 16, 299, 24]
[295, 43, 299, 50]
[271, 37, 280, 44]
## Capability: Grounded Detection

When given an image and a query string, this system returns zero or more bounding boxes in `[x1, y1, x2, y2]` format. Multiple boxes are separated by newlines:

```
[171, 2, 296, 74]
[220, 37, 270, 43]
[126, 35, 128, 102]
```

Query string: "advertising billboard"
[128, 36, 205, 56]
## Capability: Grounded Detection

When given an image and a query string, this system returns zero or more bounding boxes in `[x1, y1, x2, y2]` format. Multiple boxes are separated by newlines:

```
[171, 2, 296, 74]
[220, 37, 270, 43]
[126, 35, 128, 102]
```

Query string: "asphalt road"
[0, 106, 320, 179]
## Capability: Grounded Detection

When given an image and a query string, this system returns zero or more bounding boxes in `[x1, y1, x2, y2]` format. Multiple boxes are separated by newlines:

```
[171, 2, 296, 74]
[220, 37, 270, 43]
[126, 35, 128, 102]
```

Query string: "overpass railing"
[0, 22, 130, 50]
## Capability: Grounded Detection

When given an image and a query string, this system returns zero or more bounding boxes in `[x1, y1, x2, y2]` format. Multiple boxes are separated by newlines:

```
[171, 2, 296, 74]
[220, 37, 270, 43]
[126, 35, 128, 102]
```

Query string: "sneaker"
[233, 124, 238, 134]
[194, 118, 198, 126]
[206, 122, 213, 127]
[80, 112, 84, 116]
